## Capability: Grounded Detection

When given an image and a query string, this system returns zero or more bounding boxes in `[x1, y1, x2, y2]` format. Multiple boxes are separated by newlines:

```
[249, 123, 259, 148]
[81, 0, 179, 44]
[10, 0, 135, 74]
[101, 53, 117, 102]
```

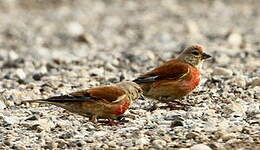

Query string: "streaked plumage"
[133, 45, 211, 103]
[22, 81, 142, 123]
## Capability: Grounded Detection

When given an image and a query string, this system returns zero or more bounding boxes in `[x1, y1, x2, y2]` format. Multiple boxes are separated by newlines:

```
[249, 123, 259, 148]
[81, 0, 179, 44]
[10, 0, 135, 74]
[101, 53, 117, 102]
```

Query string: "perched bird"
[133, 45, 211, 108]
[22, 81, 142, 123]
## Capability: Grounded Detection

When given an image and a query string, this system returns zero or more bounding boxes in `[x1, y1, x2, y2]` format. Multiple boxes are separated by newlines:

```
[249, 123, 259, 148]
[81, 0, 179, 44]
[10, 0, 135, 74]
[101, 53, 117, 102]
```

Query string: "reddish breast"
[113, 101, 130, 115]
[190, 67, 201, 89]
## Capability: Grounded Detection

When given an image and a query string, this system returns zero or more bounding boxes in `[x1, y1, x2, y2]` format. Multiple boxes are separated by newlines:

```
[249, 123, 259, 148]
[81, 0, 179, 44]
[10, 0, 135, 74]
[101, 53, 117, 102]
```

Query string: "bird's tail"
[132, 76, 158, 84]
[21, 99, 50, 104]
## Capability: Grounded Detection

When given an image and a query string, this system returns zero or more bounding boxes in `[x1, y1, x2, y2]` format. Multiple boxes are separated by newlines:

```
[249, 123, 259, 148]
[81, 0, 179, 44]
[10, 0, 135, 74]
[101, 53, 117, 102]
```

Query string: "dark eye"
[192, 51, 199, 55]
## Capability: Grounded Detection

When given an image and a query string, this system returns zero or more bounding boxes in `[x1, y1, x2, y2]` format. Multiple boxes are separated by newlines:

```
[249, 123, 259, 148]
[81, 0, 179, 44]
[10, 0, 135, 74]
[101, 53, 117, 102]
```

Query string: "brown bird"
[22, 81, 142, 123]
[133, 45, 211, 108]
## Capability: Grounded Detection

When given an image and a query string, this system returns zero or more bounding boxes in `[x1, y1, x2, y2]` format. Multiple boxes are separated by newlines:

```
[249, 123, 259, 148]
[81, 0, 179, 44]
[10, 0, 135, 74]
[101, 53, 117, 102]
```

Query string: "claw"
[146, 103, 158, 112]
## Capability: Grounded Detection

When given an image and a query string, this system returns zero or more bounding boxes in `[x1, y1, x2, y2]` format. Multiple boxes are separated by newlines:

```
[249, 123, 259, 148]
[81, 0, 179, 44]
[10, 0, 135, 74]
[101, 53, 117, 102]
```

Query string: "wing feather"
[133, 59, 190, 83]
[23, 85, 126, 104]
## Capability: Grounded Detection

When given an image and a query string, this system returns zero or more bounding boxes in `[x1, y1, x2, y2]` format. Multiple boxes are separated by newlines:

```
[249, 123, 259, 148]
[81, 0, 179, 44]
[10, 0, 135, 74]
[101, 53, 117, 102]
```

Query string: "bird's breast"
[183, 67, 201, 91]
[112, 100, 130, 115]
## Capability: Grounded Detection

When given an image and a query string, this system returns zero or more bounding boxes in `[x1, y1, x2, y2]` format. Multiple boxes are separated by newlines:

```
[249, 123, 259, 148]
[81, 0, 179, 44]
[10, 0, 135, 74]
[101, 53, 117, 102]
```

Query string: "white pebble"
[212, 67, 233, 76]
[248, 77, 260, 87]
[190, 144, 212, 150]
[228, 32, 242, 48]
[152, 139, 167, 149]
[93, 131, 107, 137]
[66, 22, 84, 36]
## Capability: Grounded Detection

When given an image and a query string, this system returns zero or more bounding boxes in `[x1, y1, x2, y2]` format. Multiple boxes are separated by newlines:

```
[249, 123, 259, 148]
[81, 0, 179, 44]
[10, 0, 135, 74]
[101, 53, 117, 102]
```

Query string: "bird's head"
[117, 81, 143, 101]
[177, 45, 211, 69]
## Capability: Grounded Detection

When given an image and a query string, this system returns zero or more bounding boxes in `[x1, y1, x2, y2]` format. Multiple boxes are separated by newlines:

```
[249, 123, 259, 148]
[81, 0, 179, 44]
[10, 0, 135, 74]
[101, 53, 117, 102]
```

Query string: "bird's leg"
[146, 102, 159, 112]
[159, 97, 190, 110]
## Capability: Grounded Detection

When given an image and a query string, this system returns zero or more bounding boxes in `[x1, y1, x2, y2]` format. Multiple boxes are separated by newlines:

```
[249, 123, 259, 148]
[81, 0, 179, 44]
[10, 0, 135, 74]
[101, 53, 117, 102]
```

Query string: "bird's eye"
[192, 51, 199, 56]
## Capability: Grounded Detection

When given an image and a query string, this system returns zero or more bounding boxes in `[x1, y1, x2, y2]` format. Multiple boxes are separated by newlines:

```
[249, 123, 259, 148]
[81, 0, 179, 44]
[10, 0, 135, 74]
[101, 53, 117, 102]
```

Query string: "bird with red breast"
[133, 45, 211, 109]
[22, 81, 142, 124]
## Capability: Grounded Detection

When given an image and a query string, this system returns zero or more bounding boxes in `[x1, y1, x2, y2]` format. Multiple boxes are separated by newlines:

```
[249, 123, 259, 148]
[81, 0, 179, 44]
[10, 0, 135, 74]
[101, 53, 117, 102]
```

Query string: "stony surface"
[0, 0, 259, 150]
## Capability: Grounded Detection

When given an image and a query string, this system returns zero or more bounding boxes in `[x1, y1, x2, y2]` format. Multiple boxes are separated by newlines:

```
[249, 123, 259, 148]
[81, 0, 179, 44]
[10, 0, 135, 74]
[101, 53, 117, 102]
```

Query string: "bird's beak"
[202, 53, 211, 60]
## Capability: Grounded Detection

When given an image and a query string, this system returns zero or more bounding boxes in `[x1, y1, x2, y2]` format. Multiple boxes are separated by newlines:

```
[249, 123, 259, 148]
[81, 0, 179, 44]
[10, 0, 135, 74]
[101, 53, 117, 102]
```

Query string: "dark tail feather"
[21, 99, 51, 104]
[22, 98, 96, 104]
[133, 76, 159, 84]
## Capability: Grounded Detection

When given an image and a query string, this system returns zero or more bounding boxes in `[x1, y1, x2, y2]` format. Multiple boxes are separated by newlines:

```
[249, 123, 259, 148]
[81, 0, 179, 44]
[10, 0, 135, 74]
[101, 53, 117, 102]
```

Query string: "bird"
[22, 81, 143, 124]
[133, 45, 211, 109]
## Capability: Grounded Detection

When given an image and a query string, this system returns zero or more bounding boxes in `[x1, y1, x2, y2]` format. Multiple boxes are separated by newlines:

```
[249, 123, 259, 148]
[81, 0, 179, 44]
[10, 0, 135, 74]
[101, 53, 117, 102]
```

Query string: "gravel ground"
[0, 0, 259, 150]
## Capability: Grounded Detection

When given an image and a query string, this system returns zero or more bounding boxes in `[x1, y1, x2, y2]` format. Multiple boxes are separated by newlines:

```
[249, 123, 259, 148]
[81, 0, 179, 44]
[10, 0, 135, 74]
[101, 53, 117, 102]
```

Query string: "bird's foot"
[160, 100, 191, 110]
[146, 102, 158, 112]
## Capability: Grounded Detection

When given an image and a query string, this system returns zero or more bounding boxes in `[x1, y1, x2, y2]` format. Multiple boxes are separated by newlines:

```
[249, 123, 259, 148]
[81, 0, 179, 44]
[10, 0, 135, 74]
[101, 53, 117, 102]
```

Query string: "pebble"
[8, 51, 19, 60]
[1, 115, 20, 125]
[190, 144, 212, 150]
[222, 133, 237, 141]
[15, 69, 26, 79]
[66, 22, 84, 36]
[13, 141, 26, 150]
[120, 139, 134, 147]
[136, 137, 150, 146]
[93, 131, 107, 137]
[212, 67, 233, 76]
[230, 77, 246, 87]
[152, 139, 167, 149]
[0, 100, 6, 109]
[248, 77, 260, 87]
[37, 119, 55, 131]
[227, 32, 243, 48]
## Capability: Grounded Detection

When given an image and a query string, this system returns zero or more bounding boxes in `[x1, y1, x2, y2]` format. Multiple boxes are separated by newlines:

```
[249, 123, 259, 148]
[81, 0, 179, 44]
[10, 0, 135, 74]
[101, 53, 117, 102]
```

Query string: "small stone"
[32, 73, 46, 81]
[120, 139, 133, 147]
[229, 101, 246, 117]
[5, 100, 15, 107]
[222, 133, 237, 141]
[93, 131, 107, 137]
[186, 132, 199, 139]
[15, 69, 26, 79]
[212, 67, 233, 76]
[77, 33, 96, 46]
[190, 144, 212, 150]
[13, 141, 26, 150]
[37, 119, 55, 131]
[0, 100, 6, 109]
[66, 22, 84, 36]
[231, 77, 246, 87]
[88, 68, 104, 77]
[107, 141, 117, 148]
[25, 115, 39, 121]
[8, 51, 19, 60]
[1, 115, 20, 125]
[227, 32, 242, 48]
[247, 77, 260, 87]
[169, 116, 184, 127]
[152, 139, 167, 149]
[136, 137, 150, 147]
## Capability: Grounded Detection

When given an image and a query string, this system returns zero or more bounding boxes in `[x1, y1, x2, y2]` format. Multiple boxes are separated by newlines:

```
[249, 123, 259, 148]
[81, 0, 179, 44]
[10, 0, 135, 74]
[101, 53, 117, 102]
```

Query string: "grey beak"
[202, 53, 211, 59]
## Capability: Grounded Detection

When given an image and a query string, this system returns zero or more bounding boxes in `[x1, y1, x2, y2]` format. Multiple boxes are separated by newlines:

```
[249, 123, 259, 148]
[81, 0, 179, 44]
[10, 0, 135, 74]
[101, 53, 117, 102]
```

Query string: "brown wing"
[133, 59, 190, 83]
[72, 85, 126, 102]
[23, 85, 126, 104]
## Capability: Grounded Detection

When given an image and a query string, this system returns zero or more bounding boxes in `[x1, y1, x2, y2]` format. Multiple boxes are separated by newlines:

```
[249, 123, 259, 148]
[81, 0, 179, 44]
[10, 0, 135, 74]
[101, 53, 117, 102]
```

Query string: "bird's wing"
[22, 85, 126, 104]
[133, 59, 190, 83]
